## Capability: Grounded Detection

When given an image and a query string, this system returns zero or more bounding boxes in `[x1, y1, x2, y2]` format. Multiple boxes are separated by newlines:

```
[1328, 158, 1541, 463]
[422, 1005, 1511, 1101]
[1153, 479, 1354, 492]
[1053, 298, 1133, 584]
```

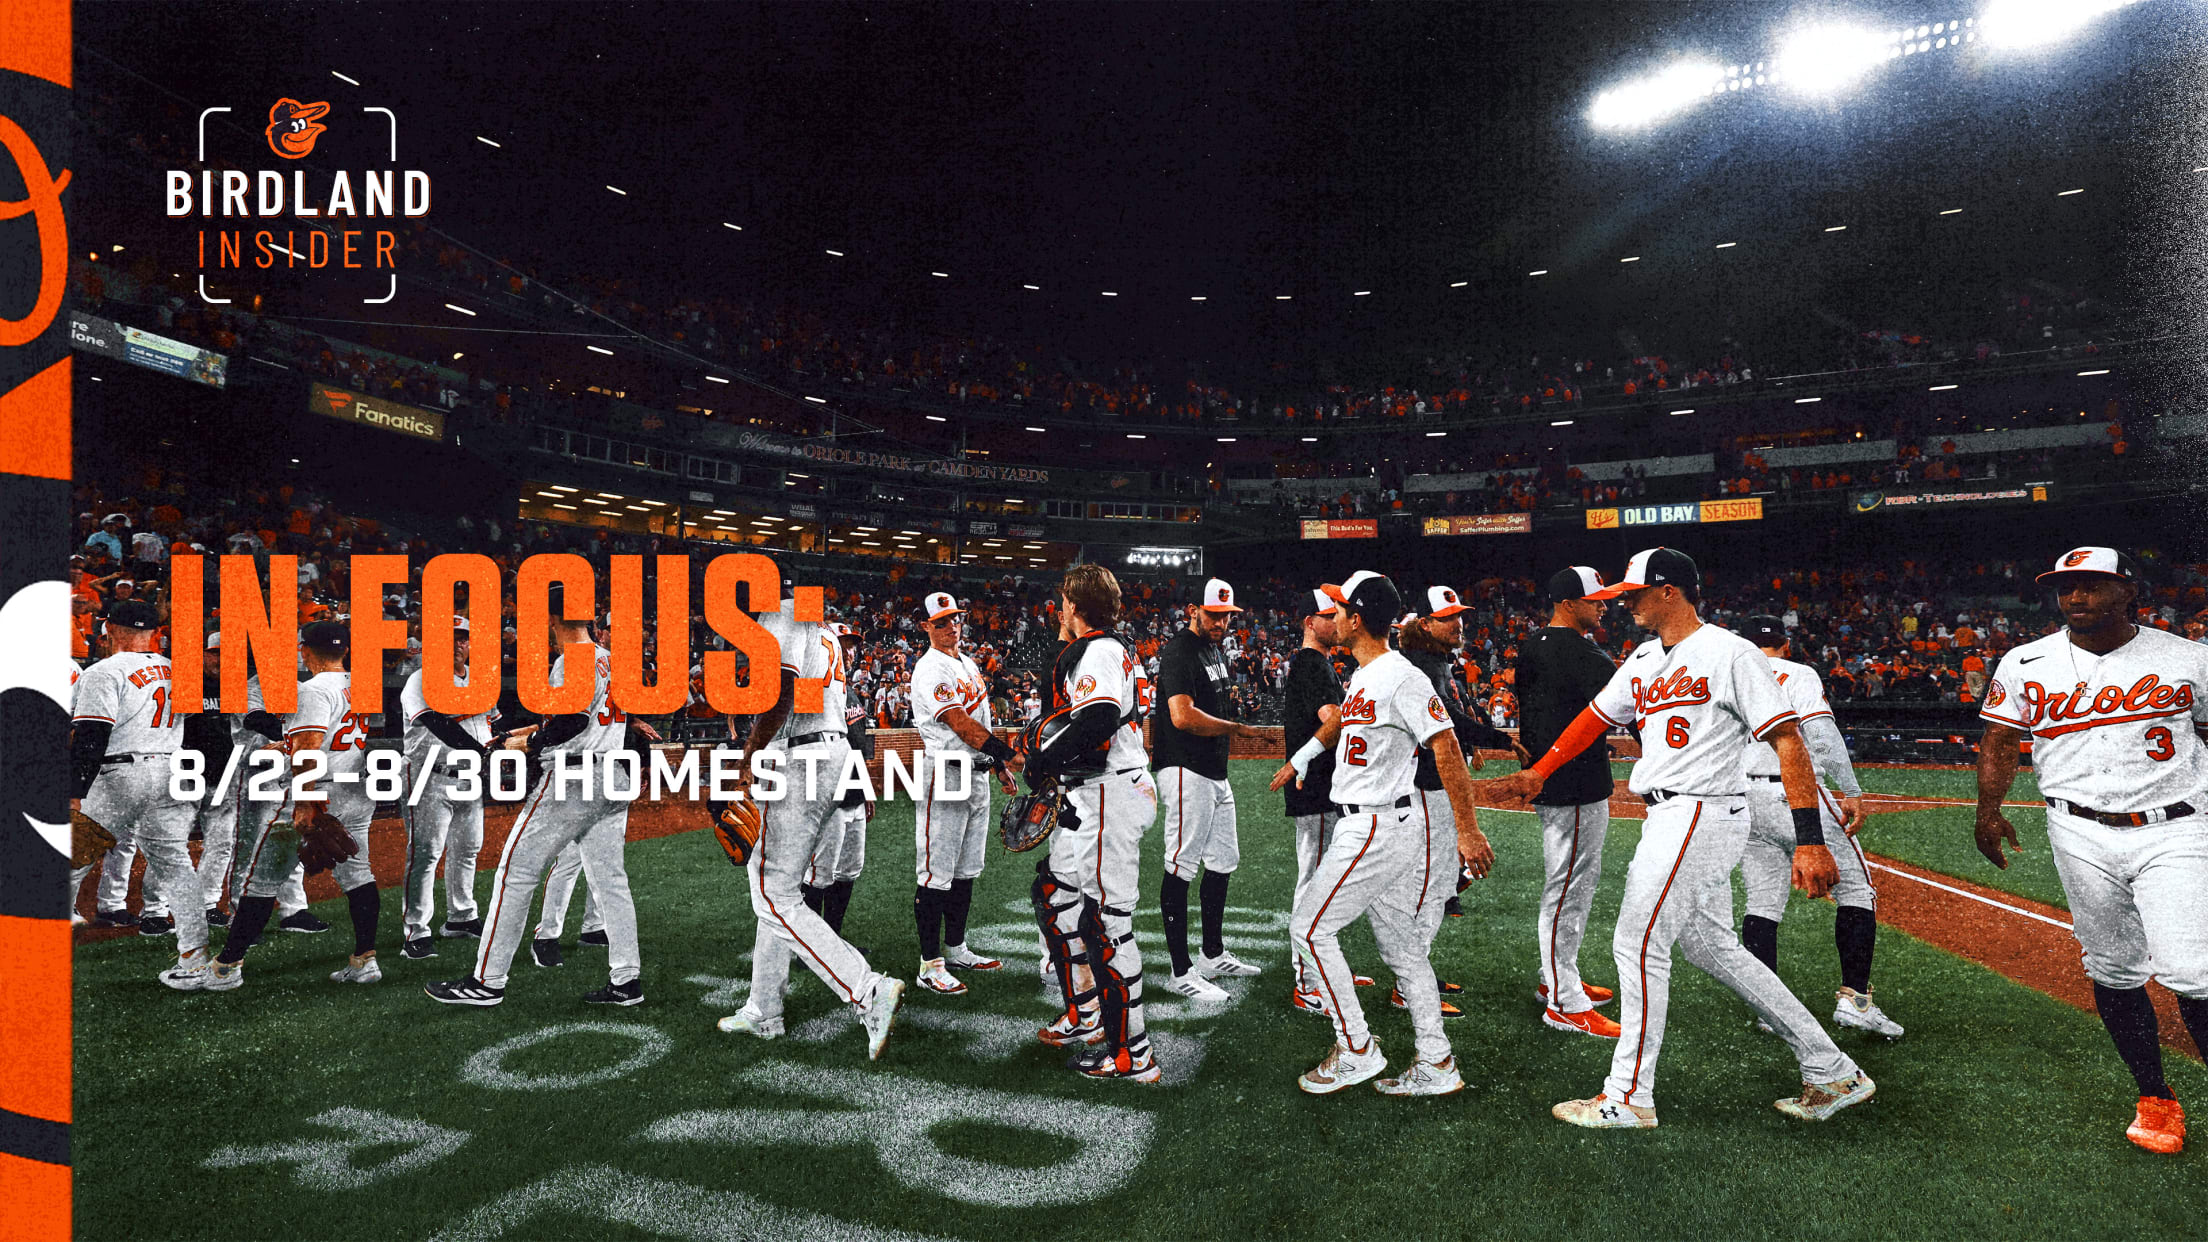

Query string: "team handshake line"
[167, 742, 986, 807]
[166, 552, 828, 717]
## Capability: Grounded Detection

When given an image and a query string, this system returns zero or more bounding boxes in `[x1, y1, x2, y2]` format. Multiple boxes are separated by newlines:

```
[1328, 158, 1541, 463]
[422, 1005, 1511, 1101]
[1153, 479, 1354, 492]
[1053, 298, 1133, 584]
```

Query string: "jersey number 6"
[1665, 717, 1691, 749]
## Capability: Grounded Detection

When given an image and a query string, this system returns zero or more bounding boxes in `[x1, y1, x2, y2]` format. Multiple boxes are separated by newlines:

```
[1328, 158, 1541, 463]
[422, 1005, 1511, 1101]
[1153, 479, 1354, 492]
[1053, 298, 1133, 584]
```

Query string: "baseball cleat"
[1165, 969, 1230, 1001]
[204, 961, 244, 992]
[1070, 1042, 1162, 1084]
[1375, 1055, 1465, 1097]
[159, 959, 211, 991]
[329, 954, 382, 985]
[861, 977, 906, 1060]
[71, 911, 86, 928]
[578, 928, 610, 947]
[204, 908, 231, 929]
[717, 1005, 783, 1039]
[424, 977, 505, 1007]
[530, 938, 564, 968]
[1554, 1093, 1658, 1129]
[1833, 987, 1905, 1039]
[2127, 1096, 2186, 1155]
[92, 908, 136, 929]
[1438, 979, 1464, 995]
[281, 911, 333, 935]
[1750, 1016, 1777, 1036]
[1292, 986, 1331, 1016]
[1039, 1007, 1106, 1047]
[400, 938, 437, 960]
[1390, 985, 1464, 1019]
[1299, 1040, 1387, 1095]
[137, 914, 175, 937]
[916, 958, 967, 995]
[583, 979, 644, 1006]
[942, 944, 1002, 971]
[1197, 950, 1262, 978]
[1537, 982, 1615, 1006]
[436, 917, 482, 939]
[1776, 1071, 1877, 1121]
[1444, 895, 1465, 919]
[1543, 1006, 1623, 1038]
[1353, 973, 1376, 988]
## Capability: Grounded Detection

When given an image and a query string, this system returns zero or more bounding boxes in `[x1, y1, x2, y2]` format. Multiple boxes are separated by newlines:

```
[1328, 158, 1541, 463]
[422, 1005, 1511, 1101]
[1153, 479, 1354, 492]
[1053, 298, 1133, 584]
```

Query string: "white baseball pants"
[1740, 782, 1872, 923]
[806, 806, 867, 886]
[226, 791, 308, 916]
[1290, 811, 1332, 991]
[2046, 806, 2208, 997]
[914, 751, 990, 890]
[1160, 766, 1239, 881]
[190, 773, 242, 913]
[1411, 788, 1456, 948]
[403, 787, 486, 941]
[746, 746, 889, 1023]
[532, 840, 603, 940]
[1292, 808, 1450, 1065]
[1048, 769, 1155, 909]
[84, 757, 206, 954]
[1536, 798, 1612, 1013]
[232, 786, 376, 899]
[474, 783, 639, 990]
[1604, 797, 1857, 1109]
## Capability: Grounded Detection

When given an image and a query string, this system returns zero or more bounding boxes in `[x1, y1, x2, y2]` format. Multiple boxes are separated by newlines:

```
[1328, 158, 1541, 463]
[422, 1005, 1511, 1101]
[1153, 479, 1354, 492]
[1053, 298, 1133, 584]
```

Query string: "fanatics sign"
[307, 382, 447, 443]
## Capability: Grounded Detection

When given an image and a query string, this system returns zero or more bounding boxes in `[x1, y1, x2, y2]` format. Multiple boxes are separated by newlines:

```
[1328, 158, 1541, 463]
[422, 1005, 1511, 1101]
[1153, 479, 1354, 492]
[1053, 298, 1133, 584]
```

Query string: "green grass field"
[77, 760, 2204, 1241]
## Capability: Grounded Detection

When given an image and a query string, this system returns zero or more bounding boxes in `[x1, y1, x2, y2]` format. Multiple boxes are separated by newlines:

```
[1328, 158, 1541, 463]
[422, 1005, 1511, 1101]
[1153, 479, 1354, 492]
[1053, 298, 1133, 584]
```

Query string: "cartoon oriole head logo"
[266, 98, 330, 159]
[2062, 549, 2093, 568]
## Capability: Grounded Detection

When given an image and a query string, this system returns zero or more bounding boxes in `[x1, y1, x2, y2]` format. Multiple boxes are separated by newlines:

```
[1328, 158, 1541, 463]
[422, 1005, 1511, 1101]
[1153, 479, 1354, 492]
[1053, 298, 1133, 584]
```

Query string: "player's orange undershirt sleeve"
[1530, 705, 1611, 782]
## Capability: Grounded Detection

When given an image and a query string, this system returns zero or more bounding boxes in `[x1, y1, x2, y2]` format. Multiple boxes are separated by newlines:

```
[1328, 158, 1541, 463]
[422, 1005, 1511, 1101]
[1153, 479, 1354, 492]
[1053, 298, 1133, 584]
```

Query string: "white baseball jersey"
[1981, 626, 2208, 812]
[1329, 650, 1450, 807]
[71, 651, 183, 753]
[400, 666, 498, 768]
[759, 606, 848, 742]
[911, 646, 989, 753]
[541, 645, 626, 755]
[1743, 656, 1833, 778]
[288, 671, 369, 782]
[1064, 633, 1148, 772]
[1590, 623, 1795, 798]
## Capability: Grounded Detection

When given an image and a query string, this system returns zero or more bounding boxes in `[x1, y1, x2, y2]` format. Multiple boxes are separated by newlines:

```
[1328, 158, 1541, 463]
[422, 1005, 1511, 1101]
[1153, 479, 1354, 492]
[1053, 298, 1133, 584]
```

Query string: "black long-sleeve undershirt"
[415, 710, 489, 755]
[71, 720, 112, 799]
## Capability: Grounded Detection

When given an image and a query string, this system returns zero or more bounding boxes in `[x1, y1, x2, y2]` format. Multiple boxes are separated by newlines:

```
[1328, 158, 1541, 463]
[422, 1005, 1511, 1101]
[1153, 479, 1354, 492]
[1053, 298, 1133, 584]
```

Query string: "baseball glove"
[999, 781, 1066, 853]
[711, 794, 763, 869]
[295, 808, 359, 875]
[71, 808, 117, 869]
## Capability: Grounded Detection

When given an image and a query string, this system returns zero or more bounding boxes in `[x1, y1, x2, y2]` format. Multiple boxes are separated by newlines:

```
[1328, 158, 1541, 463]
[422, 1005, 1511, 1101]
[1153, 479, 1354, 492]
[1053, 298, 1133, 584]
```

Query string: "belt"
[101, 753, 166, 764]
[776, 730, 846, 749]
[1644, 789, 1743, 806]
[1065, 765, 1144, 789]
[1748, 774, 1783, 783]
[2047, 798, 2197, 828]
[1336, 794, 1413, 817]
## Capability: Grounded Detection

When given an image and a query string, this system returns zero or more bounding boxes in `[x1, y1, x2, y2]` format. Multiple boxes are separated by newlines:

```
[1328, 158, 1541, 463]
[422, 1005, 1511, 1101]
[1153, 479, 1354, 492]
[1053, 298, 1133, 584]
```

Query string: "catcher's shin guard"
[1035, 861, 1095, 1017]
[1083, 898, 1147, 1051]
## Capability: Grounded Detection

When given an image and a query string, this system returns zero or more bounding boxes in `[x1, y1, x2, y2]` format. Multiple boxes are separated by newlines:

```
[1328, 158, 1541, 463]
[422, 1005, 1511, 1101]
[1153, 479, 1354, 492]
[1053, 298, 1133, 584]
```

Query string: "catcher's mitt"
[71, 808, 117, 869]
[296, 808, 359, 875]
[999, 782, 1066, 853]
[711, 794, 763, 868]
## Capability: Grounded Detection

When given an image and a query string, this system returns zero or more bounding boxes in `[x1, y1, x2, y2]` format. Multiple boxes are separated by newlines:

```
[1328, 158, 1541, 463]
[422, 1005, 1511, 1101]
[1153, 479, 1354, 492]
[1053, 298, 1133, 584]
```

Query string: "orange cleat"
[2128, 1096, 2186, 1155]
[1537, 981, 1614, 1006]
[1542, 1005, 1623, 1038]
[1389, 985, 1464, 1019]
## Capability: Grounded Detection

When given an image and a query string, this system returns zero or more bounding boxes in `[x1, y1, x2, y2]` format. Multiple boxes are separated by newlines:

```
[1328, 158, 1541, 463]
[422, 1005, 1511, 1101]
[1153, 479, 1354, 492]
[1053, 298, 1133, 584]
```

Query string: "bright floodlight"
[1981, 0, 2140, 49]
[1589, 61, 1724, 129]
[1776, 24, 1890, 94]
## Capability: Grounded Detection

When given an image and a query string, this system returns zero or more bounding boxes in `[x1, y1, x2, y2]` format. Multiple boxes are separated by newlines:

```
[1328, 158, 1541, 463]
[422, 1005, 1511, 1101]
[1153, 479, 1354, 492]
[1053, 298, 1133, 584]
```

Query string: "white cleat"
[943, 943, 1002, 971]
[204, 961, 244, 992]
[1777, 1071, 1877, 1121]
[1554, 1093, 1658, 1129]
[1299, 1039, 1387, 1095]
[1164, 969, 1230, 1001]
[1833, 987, 1904, 1039]
[915, 958, 968, 995]
[1374, 1054, 1466, 1097]
[1197, 950, 1262, 978]
[329, 955, 383, 985]
[717, 1005, 784, 1040]
[158, 960, 211, 992]
[862, 977, 906, 1060]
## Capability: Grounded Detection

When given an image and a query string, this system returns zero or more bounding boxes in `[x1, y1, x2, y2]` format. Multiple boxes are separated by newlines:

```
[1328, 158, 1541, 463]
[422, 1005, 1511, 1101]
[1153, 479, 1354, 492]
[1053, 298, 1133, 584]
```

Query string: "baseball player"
[1271, 571, 1491, 1097]
[398, 618, 496, 961]
[425, 588, 645, 1007]
[1977, 547, 2208, 1155]
[908, 594, 1017, 995]
[229, 657, 329, 937]
[1733, 615, 1900, 1040]
[531, 618, 649, 968]
[715, 592, 906, 1060]
[797, 622, 872, 939]
[1278, 590, 1376, 1015]
[1494, 548, 1874, 1127]
[1027, 563, 1161, 1082]
[1153, 578, 1264, 1002]
[69, 600, 210, 988]
[1516, 567, 1622, 1037]
[209, 620, 383, 989]
[183, 632, 243, 930]
[87, 624, 180, 935]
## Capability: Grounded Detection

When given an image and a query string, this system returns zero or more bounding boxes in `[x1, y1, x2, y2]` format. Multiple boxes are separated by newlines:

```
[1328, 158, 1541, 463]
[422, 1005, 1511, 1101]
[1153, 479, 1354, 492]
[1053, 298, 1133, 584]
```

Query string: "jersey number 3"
[2145, 726, 2176, 762]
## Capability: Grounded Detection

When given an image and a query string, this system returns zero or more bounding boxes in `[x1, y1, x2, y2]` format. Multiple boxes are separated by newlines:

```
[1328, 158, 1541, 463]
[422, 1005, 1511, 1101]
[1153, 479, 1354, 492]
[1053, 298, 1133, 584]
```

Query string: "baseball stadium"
[19, 2, 2208, 1238]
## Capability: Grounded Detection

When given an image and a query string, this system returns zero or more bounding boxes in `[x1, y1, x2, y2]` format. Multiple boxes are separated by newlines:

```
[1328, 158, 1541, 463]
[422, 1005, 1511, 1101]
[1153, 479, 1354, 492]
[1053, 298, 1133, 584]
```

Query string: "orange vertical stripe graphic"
[0, 356, 69, 481]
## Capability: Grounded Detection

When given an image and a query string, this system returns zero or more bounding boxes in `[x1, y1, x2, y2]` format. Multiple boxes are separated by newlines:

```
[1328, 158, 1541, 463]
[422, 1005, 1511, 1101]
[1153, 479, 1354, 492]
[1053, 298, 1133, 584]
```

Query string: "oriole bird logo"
[266, 98, 330, 159]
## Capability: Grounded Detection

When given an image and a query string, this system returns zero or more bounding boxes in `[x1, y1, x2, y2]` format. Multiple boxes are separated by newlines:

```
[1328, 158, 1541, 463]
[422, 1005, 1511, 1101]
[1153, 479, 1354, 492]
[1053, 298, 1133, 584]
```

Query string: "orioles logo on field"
[2061, 549, 2093, 568]
[1428, 695, 1447, 722]
[266, 98, 330, 159]
[0, 114, 71, 347]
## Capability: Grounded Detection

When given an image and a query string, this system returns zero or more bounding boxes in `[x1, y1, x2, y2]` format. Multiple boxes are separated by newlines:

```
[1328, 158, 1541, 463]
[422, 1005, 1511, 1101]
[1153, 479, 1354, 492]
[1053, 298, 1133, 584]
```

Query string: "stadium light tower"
[1774, 23, 1891, 94]
[1980, 0, 2143, 49]
[1589, 60, 1726, 129]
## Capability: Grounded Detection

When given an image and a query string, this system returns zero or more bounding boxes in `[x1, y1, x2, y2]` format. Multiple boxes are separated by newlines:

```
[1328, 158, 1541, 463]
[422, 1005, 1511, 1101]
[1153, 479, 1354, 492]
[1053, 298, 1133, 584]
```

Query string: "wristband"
[1791, 806, 1826, 848]
[981, 736, 1017, 767]
[1289, 736, 1325, 781]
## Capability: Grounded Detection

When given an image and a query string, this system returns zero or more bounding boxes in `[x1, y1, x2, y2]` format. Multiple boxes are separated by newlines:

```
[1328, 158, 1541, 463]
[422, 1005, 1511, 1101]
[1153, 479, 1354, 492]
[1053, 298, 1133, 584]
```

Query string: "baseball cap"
[1322, 570, 1404, 632]
[1590, 548, 1699, 599]
[106, 600, 162, 630]
[833, 621, 860, 643]
[1305, 588, 1333, 616]
[1199, 578, 1243, 613]
[101, 512, 129, 525]
[1424, 585, 1468, 618]
[1392, 611, 1417, 632]
[1547, 566, 1609, 603]
[2036, 546, 2137, 584]
[301, 619, 350, 650]
[1739, 615, 1788, 647]
[451, 617, 471, 635]
[922, 591, 964, 622]
[205, 630, 222, 649]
